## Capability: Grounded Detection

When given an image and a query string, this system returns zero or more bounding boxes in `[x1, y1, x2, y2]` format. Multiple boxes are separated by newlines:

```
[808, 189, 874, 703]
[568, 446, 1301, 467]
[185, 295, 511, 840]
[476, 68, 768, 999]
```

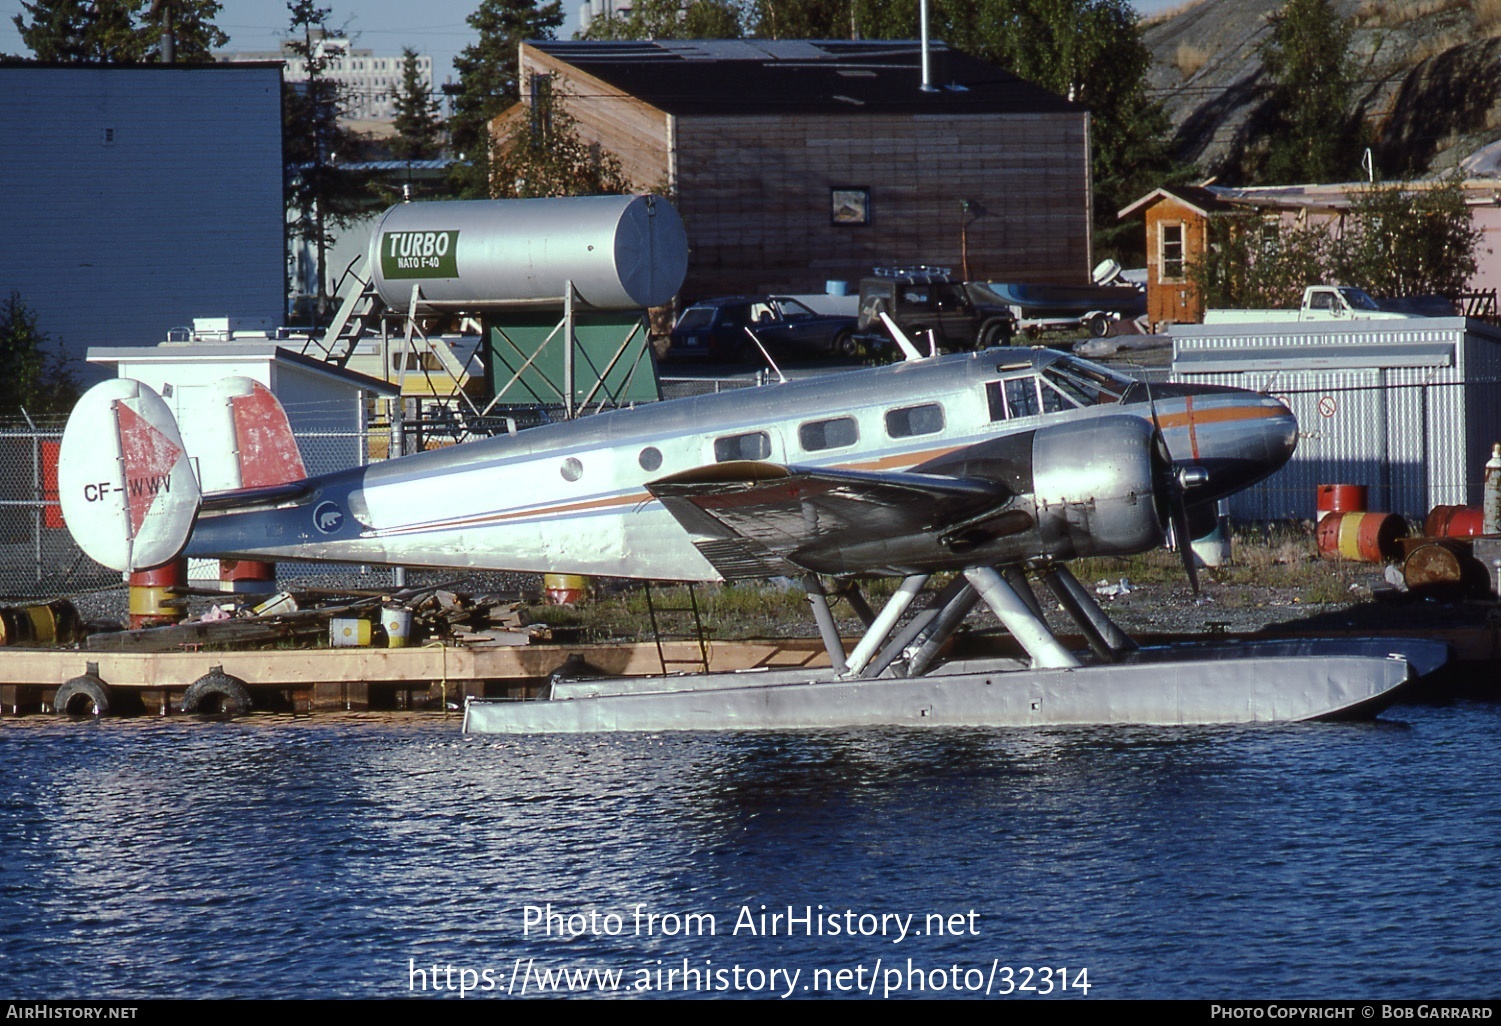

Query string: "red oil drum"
[1315, 511, 1408, 562]
[1316, 483, 1368, 522]
[1424, 505, 1485, 539]
[129, 558, 188, 629]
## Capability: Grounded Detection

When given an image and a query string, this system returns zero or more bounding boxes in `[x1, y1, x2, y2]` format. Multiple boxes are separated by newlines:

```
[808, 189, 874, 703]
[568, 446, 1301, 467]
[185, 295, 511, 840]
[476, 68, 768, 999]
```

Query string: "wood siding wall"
[1143, 198, 1209, 326]
[672, 112, 1089, 299]
[520, 49, 672, 194]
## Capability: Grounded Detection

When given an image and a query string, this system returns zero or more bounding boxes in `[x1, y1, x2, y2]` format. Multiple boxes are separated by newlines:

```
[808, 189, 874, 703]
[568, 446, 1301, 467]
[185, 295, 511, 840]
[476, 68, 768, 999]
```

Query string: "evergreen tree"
[283, 1, 368, 321]
[0, 294, 78, 417]
[391, 47, 444, 161]
[449, 0, 564, 198]
[14, 0, 226, 62]
[581, 0, 742, 39]
[1256, 0, 1358, 184]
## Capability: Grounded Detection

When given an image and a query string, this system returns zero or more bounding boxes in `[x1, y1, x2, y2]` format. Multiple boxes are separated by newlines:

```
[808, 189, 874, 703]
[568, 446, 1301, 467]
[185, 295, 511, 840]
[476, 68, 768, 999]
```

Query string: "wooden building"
[1120, 180, 1501, 326]
[503, 40, 1091, 301]
[1117, 185, 1234, 328]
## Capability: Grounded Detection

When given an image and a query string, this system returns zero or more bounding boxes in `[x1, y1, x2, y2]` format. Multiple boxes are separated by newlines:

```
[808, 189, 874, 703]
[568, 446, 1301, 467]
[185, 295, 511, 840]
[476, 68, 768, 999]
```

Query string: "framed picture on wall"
[831, 187, 870, 226]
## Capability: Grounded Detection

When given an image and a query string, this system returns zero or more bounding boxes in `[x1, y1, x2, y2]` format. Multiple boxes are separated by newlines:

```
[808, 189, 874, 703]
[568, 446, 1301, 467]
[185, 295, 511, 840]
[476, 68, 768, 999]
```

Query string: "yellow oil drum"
[382, 606, 412, 648]
[1316, 511, 1408, 562]
[543, 573, 589, 606]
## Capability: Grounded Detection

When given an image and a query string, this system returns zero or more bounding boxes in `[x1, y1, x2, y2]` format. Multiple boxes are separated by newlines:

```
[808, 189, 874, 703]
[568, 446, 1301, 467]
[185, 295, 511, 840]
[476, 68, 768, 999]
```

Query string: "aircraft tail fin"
[57, 376, 307, 573]
[200, 377, 308, 492]
[58, 379, 203, 573]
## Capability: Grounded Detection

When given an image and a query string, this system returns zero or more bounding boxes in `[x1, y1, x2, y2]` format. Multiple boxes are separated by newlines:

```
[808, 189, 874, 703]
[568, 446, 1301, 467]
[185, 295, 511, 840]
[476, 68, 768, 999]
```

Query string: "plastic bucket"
[1316, 511, 1408, 562]
[382, 606, 412, 649]
[329, 618, 373, 647]
[1316, 483, 1368, 522]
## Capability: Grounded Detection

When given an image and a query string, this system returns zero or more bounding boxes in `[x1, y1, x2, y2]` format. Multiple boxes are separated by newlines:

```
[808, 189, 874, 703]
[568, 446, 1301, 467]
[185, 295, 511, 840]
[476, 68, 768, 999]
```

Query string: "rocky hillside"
[1143, 0, 1501, 181]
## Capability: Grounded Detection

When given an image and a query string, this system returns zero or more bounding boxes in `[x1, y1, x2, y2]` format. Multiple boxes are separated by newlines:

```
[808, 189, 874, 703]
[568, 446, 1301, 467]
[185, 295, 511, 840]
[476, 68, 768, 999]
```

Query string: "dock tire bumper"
[180, 668, 252, 717]
[54, 675, 113, 717]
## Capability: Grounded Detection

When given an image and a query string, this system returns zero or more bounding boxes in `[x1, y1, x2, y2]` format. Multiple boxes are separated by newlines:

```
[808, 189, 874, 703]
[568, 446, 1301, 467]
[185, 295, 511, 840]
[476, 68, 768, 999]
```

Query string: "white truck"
[1203, 285, 1422, 324]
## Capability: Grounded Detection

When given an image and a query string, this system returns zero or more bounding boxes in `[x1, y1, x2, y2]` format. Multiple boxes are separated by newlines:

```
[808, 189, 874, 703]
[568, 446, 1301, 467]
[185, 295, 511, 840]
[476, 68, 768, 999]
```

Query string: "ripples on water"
[1, 703, 1498, 999]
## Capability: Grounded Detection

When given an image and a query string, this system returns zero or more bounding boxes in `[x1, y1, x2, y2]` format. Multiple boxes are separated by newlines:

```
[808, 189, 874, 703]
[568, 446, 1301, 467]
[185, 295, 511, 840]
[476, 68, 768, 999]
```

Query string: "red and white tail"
[58, 376, 306, 573]
[59, 379, 202, 572]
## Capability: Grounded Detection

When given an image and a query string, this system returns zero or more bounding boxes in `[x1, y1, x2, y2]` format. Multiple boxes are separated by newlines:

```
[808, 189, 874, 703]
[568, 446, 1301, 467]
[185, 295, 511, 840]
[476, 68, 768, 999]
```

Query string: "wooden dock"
[0, 639, 833, 716]
[4, 620, 1495, 718]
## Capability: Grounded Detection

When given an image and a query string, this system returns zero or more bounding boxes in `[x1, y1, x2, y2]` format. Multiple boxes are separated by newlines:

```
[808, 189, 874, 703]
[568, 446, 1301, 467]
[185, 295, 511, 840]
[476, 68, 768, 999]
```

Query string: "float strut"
[841, 574, 929, 678]
[862, 577, 972, 679]
[1038, 564, 1137, 661]
[964, 566, 1080, 669]
[803, 575, 847, 675]
[900, 582, 982, 679]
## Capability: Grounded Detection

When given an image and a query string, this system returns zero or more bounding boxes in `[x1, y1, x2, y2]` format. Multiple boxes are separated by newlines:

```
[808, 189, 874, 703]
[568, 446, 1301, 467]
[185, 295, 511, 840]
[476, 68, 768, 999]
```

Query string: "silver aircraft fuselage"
[186, 349, 1297, 581]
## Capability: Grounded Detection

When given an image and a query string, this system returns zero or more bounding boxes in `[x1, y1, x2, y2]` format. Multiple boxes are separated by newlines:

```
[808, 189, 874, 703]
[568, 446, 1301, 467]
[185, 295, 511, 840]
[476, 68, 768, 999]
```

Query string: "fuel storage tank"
[368, 194, 688, 312]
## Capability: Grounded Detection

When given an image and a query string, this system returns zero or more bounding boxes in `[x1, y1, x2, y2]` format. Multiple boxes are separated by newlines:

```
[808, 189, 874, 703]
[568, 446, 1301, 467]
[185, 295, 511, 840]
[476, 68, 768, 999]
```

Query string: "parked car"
[670, 295, 860, 360]
[855, 266, 1016, 351]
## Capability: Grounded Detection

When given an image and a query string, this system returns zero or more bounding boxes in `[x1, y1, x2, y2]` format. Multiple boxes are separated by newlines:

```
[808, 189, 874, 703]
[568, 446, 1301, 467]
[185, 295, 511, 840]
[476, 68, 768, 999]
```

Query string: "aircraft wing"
[647, 461, 1027, 579]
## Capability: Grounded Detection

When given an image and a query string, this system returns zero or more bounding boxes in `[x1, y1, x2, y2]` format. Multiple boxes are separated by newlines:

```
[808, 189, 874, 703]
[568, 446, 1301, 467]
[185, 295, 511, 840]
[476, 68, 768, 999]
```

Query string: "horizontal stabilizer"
[58, 379, 202, 572]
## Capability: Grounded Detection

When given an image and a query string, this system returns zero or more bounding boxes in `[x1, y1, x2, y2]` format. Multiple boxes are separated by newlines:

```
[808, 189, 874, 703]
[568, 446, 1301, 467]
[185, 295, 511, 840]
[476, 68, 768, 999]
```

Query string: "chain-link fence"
[0, 419, 376, 601]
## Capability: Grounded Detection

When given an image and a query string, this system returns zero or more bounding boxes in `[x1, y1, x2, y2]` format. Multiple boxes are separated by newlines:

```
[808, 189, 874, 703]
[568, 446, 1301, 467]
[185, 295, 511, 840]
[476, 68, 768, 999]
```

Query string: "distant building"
[1121, 181, 1501, 326]
[502, 39, 1091, 301]
[0, 63, 283, 377]
[222, 35, 434, 126]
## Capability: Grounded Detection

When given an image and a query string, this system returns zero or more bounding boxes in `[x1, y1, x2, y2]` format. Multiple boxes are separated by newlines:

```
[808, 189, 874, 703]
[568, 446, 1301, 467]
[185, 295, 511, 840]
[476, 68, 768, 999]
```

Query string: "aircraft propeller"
[1144, 380, 1208, 597]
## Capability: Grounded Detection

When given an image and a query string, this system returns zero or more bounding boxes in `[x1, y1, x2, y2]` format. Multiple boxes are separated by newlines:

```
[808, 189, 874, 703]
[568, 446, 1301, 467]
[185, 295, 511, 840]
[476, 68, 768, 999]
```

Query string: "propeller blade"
[1169, 491, 1201, 597]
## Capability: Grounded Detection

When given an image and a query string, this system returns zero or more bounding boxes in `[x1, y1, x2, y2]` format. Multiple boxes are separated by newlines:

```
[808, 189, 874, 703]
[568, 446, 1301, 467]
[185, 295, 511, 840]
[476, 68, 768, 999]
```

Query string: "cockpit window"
[1038, 377, 1078, 413]
[985, 377, 1038, 420]
[1049, 357, 1128, 403]
[714, 431, 771, 462]
[1042, 368, 1099, 407]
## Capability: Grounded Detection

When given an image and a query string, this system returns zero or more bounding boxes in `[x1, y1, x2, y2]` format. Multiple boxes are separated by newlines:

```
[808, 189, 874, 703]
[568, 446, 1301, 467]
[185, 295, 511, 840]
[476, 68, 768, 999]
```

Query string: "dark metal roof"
[528, 39, 1080, 117]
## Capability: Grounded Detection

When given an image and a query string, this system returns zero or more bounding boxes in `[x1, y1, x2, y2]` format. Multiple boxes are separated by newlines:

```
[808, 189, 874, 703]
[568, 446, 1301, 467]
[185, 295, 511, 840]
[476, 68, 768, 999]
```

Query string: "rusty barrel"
[1403, 540, 1486, 599]
[1315, 510, 1408, 562]
[1424, 504, 1486, 539]
[0, 599, 82, 646]
[1316, 483, 1369, 522]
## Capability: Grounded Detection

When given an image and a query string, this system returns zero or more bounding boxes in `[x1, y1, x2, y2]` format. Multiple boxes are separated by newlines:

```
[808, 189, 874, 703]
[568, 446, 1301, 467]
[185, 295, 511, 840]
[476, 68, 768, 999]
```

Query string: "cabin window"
[638, 447, 662, 472]
[560, 457, 583, 482]
[885, 403, 944, 438]
[799, 417, 859, 452]
[1160, 222, 1185, 282]
[714, 431, 771, 462]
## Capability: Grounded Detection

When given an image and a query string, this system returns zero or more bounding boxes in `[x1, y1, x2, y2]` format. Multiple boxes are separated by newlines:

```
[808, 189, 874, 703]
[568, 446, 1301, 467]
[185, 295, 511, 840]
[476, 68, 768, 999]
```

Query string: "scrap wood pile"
[83, 584, 549, 652]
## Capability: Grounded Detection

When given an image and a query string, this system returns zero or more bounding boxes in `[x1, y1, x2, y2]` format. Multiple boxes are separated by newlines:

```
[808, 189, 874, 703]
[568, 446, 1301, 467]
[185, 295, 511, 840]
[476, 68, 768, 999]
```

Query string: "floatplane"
[56, 316, 1444, 732]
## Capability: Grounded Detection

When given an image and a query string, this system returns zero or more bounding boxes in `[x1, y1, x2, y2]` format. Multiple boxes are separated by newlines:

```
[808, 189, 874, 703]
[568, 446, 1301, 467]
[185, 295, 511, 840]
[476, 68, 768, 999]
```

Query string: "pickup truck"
[1203, 286, 1422, 324]
[855, 266, 1016, 352]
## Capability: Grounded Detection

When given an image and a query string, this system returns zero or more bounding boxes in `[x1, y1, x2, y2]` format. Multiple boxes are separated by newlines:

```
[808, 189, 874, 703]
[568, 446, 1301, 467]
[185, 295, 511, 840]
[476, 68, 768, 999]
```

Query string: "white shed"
[1172, 317, 1501, 520]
